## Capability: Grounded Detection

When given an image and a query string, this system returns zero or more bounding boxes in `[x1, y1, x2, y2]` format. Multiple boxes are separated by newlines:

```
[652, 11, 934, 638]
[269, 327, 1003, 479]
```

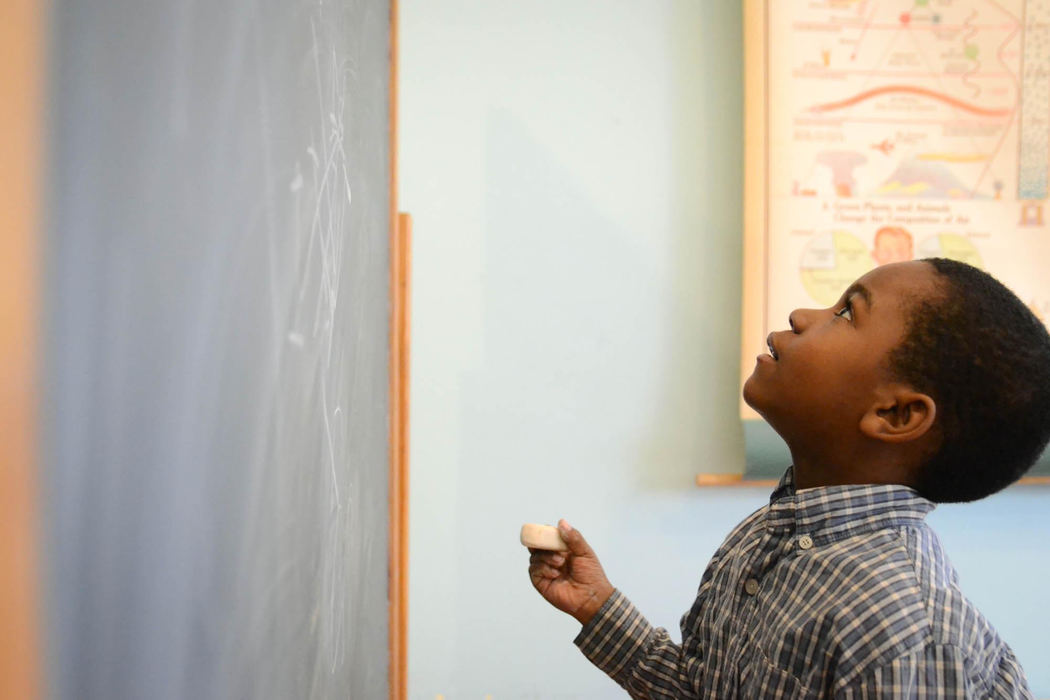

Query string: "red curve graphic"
[810, 85, 1011, 117]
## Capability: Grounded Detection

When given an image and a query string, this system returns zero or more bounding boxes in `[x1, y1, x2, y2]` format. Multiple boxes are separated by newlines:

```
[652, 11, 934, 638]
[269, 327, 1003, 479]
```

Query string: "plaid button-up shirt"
[575, 468, 1032, 698]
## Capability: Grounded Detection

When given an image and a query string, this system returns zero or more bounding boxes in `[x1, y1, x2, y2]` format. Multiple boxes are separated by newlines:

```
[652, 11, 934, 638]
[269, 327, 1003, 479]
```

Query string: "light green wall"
[399, 2, 1050, 696]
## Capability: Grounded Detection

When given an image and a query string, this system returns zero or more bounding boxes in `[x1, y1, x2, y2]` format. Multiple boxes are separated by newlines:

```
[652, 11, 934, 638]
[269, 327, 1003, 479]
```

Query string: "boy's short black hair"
[887, 258, 1050, 502]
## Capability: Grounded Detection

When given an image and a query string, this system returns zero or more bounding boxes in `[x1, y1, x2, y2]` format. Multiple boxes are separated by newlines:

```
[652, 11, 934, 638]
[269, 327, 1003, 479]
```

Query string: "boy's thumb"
[557, 519, 591, 556]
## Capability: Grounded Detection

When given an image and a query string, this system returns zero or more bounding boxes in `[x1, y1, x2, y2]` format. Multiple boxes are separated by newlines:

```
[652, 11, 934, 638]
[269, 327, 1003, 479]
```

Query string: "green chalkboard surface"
[744, 420, 1050, 482]
[43, 1, 392, 698]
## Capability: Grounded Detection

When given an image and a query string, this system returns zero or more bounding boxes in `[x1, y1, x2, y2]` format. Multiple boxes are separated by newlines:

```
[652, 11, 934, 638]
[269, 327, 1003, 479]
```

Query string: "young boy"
[528, 259, 1050, 698]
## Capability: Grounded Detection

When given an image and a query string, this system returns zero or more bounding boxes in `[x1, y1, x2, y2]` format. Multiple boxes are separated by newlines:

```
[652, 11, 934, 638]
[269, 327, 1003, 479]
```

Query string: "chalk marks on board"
[288, 35, 355, 512]
[275, 13, 365, 676]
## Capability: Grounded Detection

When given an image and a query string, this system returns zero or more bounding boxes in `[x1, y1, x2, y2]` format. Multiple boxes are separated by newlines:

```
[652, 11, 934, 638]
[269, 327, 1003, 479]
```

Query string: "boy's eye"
[834, 302, 853, 322]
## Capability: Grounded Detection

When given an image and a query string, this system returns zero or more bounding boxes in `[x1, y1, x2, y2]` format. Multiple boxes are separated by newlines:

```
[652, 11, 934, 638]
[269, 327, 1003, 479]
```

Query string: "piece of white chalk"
[520, 523, 569, 551]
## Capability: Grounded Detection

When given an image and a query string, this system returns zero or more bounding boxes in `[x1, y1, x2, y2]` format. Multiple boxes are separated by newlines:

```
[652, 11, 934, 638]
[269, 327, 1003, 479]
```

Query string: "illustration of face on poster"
[872, 226, 913, 266]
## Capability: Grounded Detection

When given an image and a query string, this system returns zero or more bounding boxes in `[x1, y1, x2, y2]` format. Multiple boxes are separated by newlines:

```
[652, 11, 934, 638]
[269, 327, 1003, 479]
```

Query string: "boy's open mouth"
[766, 333, 779, 360]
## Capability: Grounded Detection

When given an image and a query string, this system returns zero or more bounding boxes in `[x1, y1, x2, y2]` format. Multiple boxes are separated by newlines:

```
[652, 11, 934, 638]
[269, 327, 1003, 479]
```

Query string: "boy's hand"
[528, 519, 615, 626]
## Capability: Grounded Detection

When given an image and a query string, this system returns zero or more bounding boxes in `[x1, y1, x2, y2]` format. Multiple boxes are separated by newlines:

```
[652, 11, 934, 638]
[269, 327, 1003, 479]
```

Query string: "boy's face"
[743, 260, 940, 457]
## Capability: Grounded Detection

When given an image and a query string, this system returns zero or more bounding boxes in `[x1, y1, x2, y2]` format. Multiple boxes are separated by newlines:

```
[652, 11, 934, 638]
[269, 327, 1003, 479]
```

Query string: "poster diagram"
[743, 0, 1050, 415]
[744, 0, 1050, 399]
[777, 0, 1039, 203]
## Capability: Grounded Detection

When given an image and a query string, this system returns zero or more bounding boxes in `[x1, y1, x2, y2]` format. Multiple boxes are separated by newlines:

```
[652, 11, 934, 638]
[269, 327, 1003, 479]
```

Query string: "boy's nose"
[788, 308, 816, 332]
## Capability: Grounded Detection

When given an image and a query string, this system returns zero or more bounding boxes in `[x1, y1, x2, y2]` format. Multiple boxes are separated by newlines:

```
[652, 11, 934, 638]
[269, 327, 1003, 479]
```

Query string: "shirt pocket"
[738, 643, 822, 700]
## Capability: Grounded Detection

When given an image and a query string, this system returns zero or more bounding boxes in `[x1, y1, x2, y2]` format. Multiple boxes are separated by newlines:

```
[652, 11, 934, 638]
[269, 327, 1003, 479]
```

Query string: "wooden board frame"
[387, 211, 411, 699]
[388, 0, 410, 696]
[0, 0, 44, 697]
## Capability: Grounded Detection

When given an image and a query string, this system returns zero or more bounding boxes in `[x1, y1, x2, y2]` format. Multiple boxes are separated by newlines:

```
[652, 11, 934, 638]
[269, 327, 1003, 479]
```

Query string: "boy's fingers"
[557, 519, 592, 557]
[529, 561, 561, 580]
[530, 550, 565, 567]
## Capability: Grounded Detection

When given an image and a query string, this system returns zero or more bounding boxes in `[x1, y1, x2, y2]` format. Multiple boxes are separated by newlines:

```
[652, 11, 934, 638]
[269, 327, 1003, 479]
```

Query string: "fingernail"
[558, 519, 572, 534]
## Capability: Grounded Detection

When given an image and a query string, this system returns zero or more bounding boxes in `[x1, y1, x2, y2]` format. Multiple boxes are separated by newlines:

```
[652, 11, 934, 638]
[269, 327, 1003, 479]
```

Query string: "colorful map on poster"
[760, 0, 1050, 340]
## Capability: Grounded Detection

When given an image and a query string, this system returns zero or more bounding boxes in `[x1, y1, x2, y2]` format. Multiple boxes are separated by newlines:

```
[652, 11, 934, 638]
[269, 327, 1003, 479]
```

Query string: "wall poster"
[739, 0, 1050, 478]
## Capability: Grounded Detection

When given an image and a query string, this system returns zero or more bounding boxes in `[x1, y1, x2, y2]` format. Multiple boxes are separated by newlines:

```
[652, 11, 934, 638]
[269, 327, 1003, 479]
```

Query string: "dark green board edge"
[744, 419, 1050, 482]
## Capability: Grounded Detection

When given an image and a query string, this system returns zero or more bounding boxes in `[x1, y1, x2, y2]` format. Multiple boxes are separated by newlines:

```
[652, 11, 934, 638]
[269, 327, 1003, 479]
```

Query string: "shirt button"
[744, 578, 760, 596]
[798, 535, 814, 550]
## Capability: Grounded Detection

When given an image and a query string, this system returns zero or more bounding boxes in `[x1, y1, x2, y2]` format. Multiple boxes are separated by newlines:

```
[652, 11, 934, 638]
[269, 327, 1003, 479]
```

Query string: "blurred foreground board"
[42, 1, 396, 698]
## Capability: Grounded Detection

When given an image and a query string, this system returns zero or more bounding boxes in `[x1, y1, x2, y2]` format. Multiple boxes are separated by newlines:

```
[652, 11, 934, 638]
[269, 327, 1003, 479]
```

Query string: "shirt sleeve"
[832, 644, 1033, 700]
[573, 590, 701, 699]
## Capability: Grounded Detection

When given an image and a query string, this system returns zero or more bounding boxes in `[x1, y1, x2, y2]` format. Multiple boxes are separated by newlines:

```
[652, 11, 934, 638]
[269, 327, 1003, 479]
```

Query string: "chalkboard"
[42, 1, 391, 698]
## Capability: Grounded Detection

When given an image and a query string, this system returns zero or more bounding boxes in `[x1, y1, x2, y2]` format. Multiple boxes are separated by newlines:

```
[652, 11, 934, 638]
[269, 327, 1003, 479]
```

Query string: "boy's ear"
[859, 386, 937, 444]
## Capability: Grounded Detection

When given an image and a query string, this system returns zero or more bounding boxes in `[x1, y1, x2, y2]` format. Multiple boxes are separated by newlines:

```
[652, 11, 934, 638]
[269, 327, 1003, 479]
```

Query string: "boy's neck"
[790, 449, 919, 491]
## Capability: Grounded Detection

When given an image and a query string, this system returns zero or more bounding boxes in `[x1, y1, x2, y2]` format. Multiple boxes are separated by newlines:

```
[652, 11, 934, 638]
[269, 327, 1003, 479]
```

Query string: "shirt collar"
[765, 466, 936, 543]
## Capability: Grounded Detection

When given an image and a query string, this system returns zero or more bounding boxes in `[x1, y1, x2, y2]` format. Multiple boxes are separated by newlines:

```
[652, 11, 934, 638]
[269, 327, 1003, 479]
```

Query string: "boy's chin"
[742, 377, 780, 428]
[741, 373, 765, 412]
